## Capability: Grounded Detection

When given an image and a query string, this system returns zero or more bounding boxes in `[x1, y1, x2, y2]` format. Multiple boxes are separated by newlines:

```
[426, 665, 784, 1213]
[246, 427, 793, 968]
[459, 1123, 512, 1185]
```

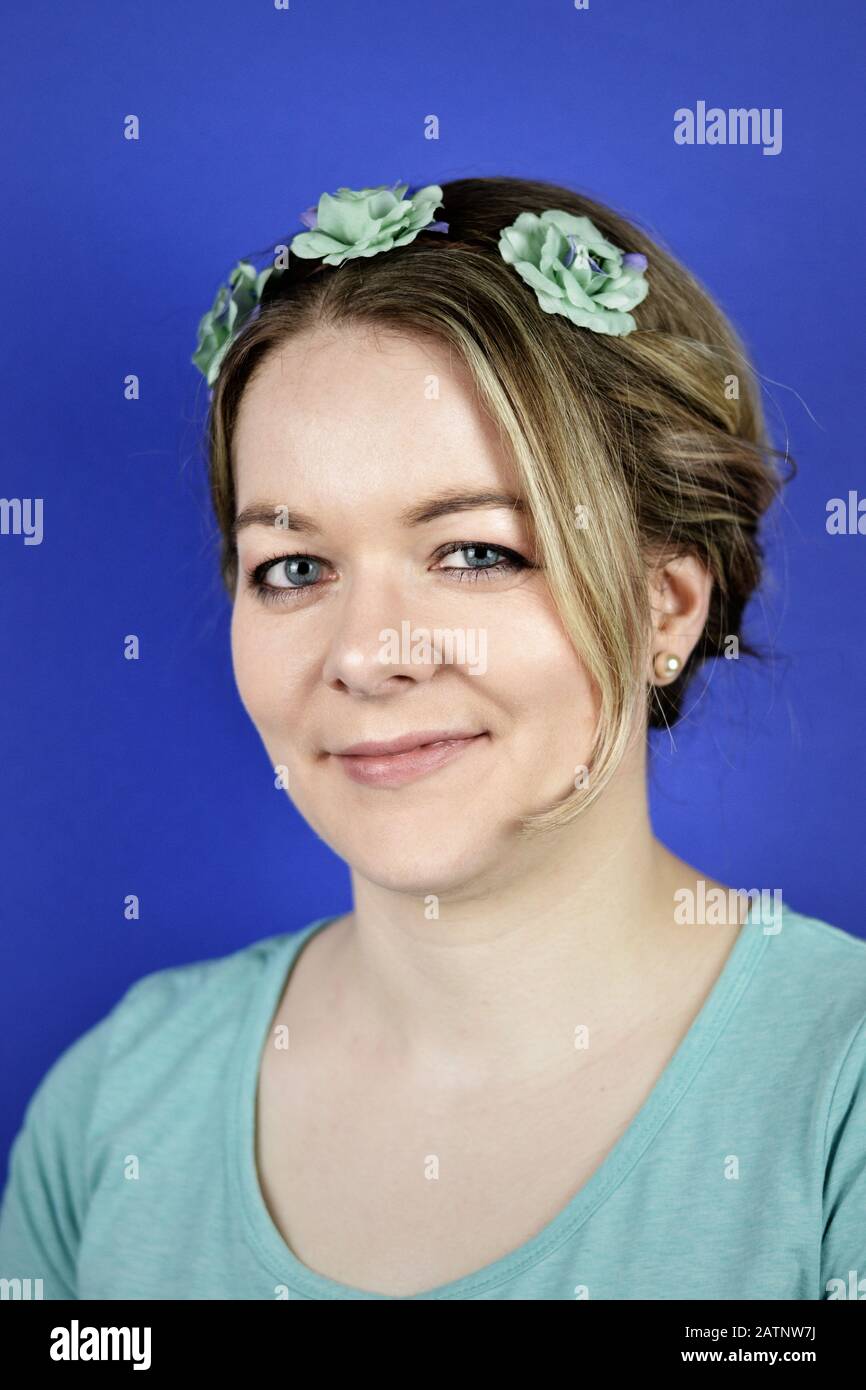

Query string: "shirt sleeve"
[821, 1016, 866, 1299]
[0, 1009, 117, 1300]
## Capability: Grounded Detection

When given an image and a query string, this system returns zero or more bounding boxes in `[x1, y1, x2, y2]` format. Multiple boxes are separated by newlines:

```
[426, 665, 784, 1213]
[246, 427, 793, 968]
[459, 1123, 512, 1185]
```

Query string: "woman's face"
[230, 324, 601, 895]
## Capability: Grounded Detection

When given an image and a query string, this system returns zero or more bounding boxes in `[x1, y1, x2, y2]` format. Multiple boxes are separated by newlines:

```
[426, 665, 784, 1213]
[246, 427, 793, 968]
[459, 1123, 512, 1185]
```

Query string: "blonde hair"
[202, 175, 790, 839]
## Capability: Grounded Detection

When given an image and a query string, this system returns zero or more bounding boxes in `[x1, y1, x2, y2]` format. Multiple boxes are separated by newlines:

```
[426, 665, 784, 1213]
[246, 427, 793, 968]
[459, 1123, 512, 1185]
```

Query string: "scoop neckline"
[229, 903, 777, 1300]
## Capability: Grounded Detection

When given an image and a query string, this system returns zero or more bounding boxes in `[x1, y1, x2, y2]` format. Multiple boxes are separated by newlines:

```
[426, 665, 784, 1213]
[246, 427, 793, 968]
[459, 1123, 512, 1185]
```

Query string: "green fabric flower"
[498, 210, 649, 336]
[192, 190, 648, 389]
[290, 182, 445, 266]
[191, 260, 281, 388]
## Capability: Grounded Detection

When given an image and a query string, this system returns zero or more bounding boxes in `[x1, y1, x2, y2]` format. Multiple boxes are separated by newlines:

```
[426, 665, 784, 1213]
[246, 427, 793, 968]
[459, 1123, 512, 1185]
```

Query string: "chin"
[324, 818, 509, 899]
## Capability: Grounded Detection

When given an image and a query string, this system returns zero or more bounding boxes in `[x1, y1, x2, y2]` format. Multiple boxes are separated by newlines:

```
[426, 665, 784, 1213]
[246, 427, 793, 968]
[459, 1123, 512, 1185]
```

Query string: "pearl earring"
[654, 652, 681, 681]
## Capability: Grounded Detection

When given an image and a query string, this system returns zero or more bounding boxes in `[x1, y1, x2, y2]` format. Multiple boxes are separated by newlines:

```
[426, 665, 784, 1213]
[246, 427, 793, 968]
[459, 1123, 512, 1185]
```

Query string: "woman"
[2, 176, 864, 1301]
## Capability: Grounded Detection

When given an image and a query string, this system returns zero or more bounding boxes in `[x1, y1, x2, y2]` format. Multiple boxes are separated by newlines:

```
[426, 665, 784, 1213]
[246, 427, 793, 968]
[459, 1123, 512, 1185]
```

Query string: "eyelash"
[245, 541, 532, 606]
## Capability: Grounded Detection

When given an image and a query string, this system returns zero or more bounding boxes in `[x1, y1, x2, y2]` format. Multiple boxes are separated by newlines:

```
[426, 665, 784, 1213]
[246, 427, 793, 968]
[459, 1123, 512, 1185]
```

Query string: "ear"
[646, 553, 713, 685]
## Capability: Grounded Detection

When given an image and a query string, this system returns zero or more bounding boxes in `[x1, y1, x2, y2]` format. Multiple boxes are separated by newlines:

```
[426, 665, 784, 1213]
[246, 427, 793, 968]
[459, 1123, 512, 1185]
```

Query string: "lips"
[333, 730, 488, 788]
[337, 730, 483, 757]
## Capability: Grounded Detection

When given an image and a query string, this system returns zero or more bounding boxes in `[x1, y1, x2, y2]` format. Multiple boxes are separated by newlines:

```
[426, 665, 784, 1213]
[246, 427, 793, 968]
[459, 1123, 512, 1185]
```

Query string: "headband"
[192, 181, 649, 387]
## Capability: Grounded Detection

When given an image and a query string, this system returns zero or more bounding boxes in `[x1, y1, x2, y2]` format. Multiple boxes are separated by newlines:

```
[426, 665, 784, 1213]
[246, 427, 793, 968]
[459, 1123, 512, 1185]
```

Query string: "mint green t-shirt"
[1, 903, 865, 1301]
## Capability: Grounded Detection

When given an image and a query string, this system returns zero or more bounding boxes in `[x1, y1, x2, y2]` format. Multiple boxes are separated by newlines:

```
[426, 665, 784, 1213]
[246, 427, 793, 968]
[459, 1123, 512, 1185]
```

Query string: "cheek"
[490, 605, 598, 713]
[493, 610, 600, 766]
[229, 606, 304, 735]
[229, 610, 264, 727]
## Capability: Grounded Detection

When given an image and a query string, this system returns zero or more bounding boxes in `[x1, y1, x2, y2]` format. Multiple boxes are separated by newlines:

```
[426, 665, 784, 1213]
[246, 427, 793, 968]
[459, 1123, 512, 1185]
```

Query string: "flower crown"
[192, 181, 650, 387]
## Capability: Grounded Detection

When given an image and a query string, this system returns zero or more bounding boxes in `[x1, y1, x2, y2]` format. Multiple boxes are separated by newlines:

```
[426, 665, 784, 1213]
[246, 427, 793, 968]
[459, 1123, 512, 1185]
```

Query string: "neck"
[324, 748, 732, 1084]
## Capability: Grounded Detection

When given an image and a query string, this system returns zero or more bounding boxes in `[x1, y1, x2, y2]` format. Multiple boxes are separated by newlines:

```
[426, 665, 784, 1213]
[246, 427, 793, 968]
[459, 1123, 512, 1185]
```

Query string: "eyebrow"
[232, 490, 525, 538]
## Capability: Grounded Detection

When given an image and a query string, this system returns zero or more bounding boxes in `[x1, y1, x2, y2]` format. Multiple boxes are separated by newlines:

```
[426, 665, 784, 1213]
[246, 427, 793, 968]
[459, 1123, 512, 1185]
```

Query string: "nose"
[320, 567, 440, 698]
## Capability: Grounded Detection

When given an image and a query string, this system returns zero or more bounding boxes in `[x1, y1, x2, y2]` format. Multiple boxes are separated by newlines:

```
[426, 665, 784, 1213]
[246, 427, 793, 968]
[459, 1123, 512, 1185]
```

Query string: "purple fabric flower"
[622, 252, 648, 271]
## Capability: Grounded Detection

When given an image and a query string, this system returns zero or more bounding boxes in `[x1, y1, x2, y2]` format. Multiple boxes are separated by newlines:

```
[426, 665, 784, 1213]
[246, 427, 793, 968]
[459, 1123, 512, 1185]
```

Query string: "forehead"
[232, 324, 515, 511]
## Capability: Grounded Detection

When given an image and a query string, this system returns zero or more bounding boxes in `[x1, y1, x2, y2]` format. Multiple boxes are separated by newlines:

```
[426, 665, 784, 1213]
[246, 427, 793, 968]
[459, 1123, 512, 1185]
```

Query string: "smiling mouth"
[333, 732, 489, 788]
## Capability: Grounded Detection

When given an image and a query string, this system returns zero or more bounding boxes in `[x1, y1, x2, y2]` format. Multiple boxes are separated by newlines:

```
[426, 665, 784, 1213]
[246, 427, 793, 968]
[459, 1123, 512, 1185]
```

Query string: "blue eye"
[436, 542, 521, 576]
[245, 541, 531, 606]
[245, 551, 332, 605]
[263, 556, 323, 588]
[434, 541, 534, 587]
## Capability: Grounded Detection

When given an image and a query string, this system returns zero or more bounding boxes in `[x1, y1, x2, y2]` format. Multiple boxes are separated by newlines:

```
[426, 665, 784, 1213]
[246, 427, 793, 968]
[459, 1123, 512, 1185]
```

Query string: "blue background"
[1, 0, 864, 1174]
